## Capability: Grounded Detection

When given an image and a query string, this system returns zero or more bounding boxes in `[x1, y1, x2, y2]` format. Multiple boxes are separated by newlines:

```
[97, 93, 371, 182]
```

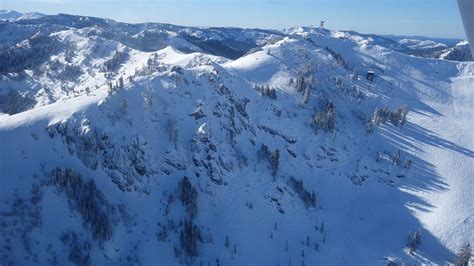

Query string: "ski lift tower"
[458, 0, 474, 57]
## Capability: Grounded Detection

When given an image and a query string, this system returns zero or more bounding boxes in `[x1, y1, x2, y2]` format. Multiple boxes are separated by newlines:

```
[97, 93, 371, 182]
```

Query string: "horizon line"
[0, 9, 465, 40]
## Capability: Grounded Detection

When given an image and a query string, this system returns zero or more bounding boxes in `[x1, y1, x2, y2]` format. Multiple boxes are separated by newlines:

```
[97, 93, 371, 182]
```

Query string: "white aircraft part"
[458, 0, 474, 57]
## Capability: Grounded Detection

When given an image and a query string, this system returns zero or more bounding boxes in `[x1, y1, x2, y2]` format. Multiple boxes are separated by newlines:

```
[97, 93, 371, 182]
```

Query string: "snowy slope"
[412, 62, 474, 257]
[0, 12, 473, 266]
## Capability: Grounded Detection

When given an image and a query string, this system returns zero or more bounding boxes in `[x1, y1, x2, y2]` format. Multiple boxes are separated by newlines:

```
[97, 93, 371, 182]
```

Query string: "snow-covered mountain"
[440, 40, 473, 62]
[381, 34, 472, 62]
[0, 12, 473, 265]
[398, 38, 448, 50]
[0, 10, 45, 21]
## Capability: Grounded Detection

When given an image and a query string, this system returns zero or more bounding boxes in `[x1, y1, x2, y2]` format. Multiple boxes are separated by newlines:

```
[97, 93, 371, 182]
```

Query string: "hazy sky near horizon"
[0, 0, 466, 39]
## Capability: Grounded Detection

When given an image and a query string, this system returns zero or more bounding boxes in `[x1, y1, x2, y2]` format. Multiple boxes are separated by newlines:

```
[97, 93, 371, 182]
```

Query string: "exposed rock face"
[47, 120, 150, 192]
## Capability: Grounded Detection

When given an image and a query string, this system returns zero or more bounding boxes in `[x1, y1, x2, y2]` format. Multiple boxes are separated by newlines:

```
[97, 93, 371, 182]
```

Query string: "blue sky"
[0, 0, 465, 39]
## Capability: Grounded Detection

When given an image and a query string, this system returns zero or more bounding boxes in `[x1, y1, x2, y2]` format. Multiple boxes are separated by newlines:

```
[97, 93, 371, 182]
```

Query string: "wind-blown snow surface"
[0, 13, 473, 265]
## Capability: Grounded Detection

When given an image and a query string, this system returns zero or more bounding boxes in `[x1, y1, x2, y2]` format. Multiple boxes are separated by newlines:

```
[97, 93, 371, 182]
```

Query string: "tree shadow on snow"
[404, 122, 474, 158]
[312, 35, 460, 264]
[367, 122, 461, 263]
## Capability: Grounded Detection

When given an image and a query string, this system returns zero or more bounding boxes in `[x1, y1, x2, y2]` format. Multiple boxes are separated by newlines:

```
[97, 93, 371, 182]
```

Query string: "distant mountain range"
[0, 10, 45, 21]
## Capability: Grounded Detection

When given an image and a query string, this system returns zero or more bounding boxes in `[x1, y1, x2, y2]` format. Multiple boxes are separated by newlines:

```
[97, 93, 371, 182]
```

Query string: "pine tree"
[120, 99, 127, 115]
[303, 87, 310, 104]
[270, 149, 280, 178]
[118, 76, 124, 89]
[454, 243, 472, 266]
[407, 230, 422, 254]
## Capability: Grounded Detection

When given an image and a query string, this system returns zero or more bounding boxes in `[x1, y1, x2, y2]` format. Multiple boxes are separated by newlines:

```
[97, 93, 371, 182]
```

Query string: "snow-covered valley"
[0, 11, 473, 265]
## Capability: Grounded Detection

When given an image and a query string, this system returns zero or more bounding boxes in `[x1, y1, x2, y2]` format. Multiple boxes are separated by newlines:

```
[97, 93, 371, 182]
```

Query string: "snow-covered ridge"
[0, 11, 473, 266]
[399, 38, 448, 50]
[0, 10, 45, 21]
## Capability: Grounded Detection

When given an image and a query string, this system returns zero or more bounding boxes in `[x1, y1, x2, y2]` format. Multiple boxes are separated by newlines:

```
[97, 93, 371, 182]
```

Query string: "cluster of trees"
[0, 34, 62, 74]
[233, 97, 250, 120]
[347, 85, 364, 103]
[57, 64, 83, 81]
[294, 75, 306, 93]
[329, 75, 364, 103]
[107, 76, 124, 95]
[289, 177, 317, 209]
[47, 59, 83, 81]
[178, 177, 198, 219]
[103, 50, 128, 73]
[294, 75, 316, 93]
[0, 89, 35, 115]
[293, 74, 315, 104]
[177, 177, 202, 260]
[146, 53, 160, 66]
[392, 150, 402, 167]
[324, 47, 351, 70]
[157, 223, 169, 242]
[367, 106, 408, 133]
[223, 235, 238, 259]
[254, 85, 277, 99]
[60, 231, 91, 266]
[142, 86, 153, 109]
[257, 144, 280, 179]
[48, 59, 64, 72]
[51, 168, 113, 242]
[375, 150, 412, 168]
[0, 184, 44, 260]
[179, 220, 202, 258]
[134, 54, 167, 77]
[312, 101, 336, 133]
